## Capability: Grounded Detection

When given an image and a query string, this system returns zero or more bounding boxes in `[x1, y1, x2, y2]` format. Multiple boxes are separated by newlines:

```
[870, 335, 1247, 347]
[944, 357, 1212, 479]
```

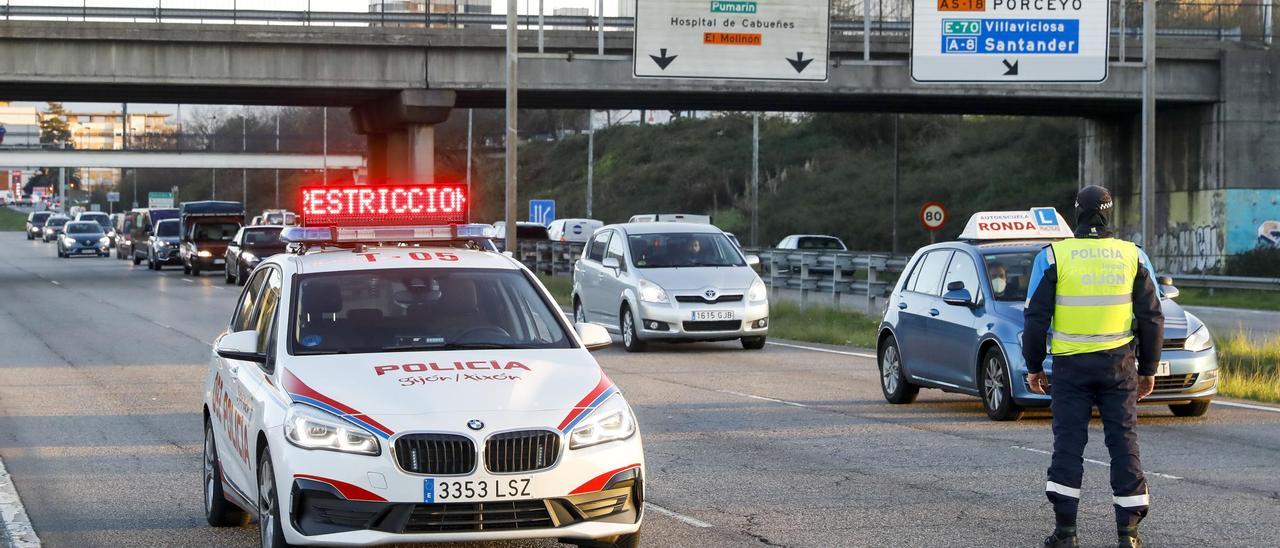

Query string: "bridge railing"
[0, 1, 1273, 45]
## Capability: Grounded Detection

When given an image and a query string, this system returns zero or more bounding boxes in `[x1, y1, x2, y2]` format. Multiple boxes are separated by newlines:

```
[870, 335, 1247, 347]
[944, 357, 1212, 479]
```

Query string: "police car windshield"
[627, 233, 745, 268]
[982, 251, 1036, 302]
[292, 268, 573, 355]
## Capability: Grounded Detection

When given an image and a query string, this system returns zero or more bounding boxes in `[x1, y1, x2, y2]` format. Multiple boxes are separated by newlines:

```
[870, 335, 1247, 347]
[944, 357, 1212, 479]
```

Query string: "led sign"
[300, 184, 467, 227]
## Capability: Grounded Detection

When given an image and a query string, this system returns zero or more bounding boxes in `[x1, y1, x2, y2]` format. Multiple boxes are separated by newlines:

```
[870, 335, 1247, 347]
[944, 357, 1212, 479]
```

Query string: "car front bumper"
[63, 241, 109, 254]
[634, 298, 769, 341]
[1012, 347, 1219, 406]
[273, 425, 644, 546]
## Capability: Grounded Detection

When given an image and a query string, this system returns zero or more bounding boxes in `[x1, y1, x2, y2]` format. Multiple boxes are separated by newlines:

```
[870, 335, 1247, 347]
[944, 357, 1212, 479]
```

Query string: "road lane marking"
[644, 502, 714, 528]
[766, 340, 876, 359]
[1011, 445, 1183, 480]
[1212, 400, 1280, 413]
[717, 389, 809, 408]
[182, 278, 193, 283]
[48, 280, 58, 286]
[0, 456, 41, 548]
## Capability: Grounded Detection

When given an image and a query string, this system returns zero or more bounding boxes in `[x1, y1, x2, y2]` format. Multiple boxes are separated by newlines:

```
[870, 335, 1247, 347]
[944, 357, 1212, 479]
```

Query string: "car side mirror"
[215, 330, 265, 363]
[576, 322, 612, 352]
[1160, 285, 1180, 300]
[745, 254, 761, 267]
[943, 288, 977, 308]
[602, 257, 621, 270]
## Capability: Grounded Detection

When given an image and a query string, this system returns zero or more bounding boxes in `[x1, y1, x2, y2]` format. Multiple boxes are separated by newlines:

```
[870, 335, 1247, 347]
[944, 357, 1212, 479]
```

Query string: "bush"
[1226, 247, 1280, 277]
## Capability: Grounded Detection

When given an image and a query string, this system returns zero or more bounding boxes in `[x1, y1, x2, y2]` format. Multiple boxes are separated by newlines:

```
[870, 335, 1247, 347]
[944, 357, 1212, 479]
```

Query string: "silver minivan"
[572, 222, 769, 352]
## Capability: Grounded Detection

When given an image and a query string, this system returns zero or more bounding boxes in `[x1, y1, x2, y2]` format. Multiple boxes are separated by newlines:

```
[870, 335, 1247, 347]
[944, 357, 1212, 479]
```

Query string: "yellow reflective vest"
[1049, 238, 1139, 356]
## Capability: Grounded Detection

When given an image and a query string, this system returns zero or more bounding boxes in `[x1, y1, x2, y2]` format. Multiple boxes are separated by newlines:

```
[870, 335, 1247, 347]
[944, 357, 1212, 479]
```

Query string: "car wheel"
[225, 263, 236, 285]
[1169, 400, 1211, 417]
[183, 260, 191, 275]
[132, 252, 142, 266]
[878, 336, 919, 404]
[981, 348, 1024, 421]
[574, 531, 641, 548]
[573, 299, 587, 324]
[741, 336, 767, 350]
[257, 450, 297, 548]
[191, 262, 201, 277]
[621, 307, 647, 353]
[204, 420, 248, 527]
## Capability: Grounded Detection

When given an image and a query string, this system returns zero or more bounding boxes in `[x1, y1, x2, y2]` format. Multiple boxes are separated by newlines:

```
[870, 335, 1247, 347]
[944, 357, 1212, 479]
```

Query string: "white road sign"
[911, 0, 1110, 83]
[634, 0, 830, 81]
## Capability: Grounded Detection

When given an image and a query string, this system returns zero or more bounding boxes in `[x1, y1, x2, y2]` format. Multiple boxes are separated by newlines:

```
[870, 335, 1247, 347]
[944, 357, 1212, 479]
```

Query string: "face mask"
[992, 278, 1007, 294]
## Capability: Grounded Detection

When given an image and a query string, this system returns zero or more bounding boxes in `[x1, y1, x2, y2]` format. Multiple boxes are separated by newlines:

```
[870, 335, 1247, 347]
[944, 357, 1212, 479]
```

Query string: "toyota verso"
[877, 209, 1219, 421]
[572, 222, 768, 352]
[202, 225, 644, 548]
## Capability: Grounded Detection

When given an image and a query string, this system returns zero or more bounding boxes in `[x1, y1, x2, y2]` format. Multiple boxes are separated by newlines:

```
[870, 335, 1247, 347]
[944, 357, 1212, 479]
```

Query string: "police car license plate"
[424, 477, 533, 503]
[691, 310, 735, 322]
[213, 259, 224, 265]
[1156, 361, 1170, 377]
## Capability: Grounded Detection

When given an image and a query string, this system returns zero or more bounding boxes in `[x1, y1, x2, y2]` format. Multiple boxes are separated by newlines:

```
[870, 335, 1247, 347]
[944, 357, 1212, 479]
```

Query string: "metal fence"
[1172, 274, 1280, 292]
[0, 1, 1273, 45]
[755, 249, 909, 311]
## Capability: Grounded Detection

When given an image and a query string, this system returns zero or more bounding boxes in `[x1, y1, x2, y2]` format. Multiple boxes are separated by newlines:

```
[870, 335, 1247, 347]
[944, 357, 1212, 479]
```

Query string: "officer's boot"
[1043, 526, 1078, 548]
[1117, 529, 1142, 548]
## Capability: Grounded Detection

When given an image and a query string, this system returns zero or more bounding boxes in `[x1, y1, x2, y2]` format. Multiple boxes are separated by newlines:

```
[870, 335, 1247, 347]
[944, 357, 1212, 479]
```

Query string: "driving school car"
[202, 184, 644, 548]
[877, 208, 1218, 421]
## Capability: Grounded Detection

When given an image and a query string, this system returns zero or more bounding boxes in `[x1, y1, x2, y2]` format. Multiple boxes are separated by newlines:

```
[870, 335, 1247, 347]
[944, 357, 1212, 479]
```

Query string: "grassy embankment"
[0, 207, 27, 231]
[1174, 287, 1280, 312]
[1215, 332, 1280, 403]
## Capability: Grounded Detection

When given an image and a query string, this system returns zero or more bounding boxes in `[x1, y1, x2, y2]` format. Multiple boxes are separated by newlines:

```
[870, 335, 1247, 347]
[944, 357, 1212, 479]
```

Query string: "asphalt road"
[1, 231, 1278, 548]
[1183, 305, 1280, 343]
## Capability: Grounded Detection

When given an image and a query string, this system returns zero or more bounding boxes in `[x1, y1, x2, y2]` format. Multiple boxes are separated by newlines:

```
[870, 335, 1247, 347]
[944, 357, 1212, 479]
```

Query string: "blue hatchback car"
[877, 209, 1218, 421]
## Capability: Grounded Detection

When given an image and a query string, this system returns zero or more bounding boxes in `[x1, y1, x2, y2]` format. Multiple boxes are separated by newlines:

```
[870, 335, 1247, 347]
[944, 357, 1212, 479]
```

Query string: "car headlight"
[284, 404, 381, 456]
[569, 394, 637, 450]
[241, 251, 258, 263]
[1184, 325, 1213, 352]
[638, 279, 669, 304]
[197, 250, 213, 258]
[747, 279, 767, 302]
[99, 237, 110, 245]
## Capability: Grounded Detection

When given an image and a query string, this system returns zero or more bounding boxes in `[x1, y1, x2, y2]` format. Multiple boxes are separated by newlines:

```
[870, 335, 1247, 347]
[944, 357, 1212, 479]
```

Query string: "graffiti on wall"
[1152, 224, 1224, 274]
[1260, 221, 1280, 247]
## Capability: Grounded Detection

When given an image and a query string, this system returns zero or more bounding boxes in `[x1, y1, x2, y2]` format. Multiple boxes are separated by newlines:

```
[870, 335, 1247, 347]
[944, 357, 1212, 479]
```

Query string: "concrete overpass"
[0, 150, 364, 170]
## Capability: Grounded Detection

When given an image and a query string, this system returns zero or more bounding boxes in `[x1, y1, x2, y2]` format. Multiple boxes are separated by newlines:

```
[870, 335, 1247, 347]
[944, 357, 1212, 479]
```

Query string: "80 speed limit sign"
[919, 202, 948, 232]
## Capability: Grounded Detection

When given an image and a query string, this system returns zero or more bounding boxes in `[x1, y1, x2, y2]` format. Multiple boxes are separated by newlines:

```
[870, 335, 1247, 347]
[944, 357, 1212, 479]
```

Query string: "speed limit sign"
[920, 202, 948, 232]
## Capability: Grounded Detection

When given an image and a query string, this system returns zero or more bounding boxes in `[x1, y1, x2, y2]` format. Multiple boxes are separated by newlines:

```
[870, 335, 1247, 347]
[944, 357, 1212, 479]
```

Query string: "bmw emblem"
[704, 289, 717, 299]
[467, 419, 485, 431]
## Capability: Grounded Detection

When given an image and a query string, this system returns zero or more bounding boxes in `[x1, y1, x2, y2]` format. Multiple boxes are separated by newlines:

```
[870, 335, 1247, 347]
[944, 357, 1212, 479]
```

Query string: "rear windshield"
[155, 221, 179, 237]
[66, 222, 102, 234]
[517, 226, 550, 240]
[292, 268, 573, 356]
[797, 237, 846, 250]
[31, 212, 51, 223]
[192, 222, 239, 242]
[243, 228, 283, 248]
[627, 232, 745, 269]
[150, 210, 179, 223]
[48, 217, 69, 227]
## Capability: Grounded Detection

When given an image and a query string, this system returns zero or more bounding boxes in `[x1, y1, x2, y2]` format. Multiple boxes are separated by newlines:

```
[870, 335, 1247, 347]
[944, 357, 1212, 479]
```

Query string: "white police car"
[877, 209, 1218, 421]
[202, 184, 644, 547]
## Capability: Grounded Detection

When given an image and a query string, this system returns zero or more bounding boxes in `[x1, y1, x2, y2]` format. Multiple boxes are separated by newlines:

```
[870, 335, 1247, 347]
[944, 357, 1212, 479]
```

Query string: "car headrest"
[302, 282, 343, 314]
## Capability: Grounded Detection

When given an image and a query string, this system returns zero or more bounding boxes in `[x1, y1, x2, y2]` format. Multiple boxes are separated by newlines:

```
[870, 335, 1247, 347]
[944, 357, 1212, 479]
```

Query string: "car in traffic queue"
[146, 218, 183, 270]
[877, 208, 1219, 421]
[548, 218, 604, 243]
[202, 183, 644, 548]
[106, 213, 123, 248]
[572, 222, 769, 352]
[57, 221, 111, 258]
[224, 225, 287, 286]
[179, 201, 245, 277]
[75, 211, 112, 232]
[25, 211, 52, 241]
[41, 215, 71, 243]
[127, 208, 180, 265]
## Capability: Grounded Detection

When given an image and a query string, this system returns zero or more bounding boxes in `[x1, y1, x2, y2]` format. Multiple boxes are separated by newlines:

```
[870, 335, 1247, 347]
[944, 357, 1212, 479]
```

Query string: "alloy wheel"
[622, 310, 634, 347]
[203, 427, 216, 513]
[984, 357, 1004, 411]
[259, 458, 276, 548]
[881, 345, 900, 394]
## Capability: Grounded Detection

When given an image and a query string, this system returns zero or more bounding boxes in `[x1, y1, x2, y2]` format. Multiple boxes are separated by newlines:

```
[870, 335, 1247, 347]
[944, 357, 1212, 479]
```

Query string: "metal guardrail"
[754, 249, 909, 311]
[0, 5, 1257, 42]
[1172, 274, 1280, 292]
[514, 240, 585, 276]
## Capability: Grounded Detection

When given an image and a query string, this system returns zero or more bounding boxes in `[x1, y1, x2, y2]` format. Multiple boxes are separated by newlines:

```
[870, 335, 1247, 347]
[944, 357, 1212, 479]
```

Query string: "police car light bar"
[300, 184, 467, 227]
[958, 207, 1075, 241]
[280, 224, 497, 245]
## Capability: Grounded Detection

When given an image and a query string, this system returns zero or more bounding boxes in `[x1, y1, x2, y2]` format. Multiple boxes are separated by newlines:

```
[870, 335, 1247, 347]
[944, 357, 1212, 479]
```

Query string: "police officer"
[1022, 186, 1163, 548]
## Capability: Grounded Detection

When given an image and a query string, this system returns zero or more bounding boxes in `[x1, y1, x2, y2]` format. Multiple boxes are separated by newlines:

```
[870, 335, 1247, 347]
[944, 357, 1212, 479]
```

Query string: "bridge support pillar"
[351, 90, 455, 183]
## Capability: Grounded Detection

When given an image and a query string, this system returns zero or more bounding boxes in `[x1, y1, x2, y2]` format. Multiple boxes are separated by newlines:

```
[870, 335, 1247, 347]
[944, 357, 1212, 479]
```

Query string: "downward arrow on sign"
[787, 52, 814, 73]
[650, 49, 678, 70]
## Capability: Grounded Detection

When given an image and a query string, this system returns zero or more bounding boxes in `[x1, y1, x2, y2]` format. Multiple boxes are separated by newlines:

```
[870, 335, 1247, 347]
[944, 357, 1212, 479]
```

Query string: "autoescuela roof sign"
[911, 0, 1109, 83]
[959, 207, 1074, 240]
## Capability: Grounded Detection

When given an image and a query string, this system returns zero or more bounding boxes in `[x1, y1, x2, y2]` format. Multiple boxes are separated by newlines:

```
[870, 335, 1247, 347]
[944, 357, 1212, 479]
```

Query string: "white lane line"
[1011, 445, 1183, 480]
[0, 456, 42, 548]
[47, 281, 58, 286]
[182, 278, 194, 283]
[717, 389, 809, 408]
[644, 502, 714, 528]
[1212, 400, 1280, 413]
[766, 340, 876, 359]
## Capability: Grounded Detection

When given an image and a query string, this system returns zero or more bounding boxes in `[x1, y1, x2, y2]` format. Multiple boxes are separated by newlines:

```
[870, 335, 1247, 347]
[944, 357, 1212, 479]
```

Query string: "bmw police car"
[203, 184, 644, 547]
[877, 208, 1218, 421]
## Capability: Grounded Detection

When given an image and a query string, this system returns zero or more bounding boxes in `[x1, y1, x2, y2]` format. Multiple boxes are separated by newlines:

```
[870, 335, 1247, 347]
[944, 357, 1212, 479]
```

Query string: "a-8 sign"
[912, 0, 1109, 83]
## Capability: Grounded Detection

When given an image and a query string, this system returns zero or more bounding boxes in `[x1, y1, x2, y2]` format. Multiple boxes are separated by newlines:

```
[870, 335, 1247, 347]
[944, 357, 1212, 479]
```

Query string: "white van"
[0, 191, 14, 206]
[627, 213, 712, 224]
[548, 218, 603, 243]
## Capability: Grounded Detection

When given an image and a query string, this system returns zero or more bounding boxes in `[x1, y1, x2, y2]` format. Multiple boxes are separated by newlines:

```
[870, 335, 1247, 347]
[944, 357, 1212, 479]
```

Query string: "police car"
[202, 184, 644, 547]
[877, 208, 1218, 421]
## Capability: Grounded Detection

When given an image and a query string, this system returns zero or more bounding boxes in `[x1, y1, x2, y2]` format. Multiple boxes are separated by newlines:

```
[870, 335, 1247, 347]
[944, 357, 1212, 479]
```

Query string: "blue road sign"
[529, 200, 556, 225]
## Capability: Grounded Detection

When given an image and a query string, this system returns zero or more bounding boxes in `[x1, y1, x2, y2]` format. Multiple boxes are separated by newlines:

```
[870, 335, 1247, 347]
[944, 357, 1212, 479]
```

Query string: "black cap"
[1075, 185, 1113, 214]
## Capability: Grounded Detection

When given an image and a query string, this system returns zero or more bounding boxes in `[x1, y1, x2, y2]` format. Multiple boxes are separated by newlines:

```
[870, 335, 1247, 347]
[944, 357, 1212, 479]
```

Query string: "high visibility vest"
[1049, 238, 1139, 356]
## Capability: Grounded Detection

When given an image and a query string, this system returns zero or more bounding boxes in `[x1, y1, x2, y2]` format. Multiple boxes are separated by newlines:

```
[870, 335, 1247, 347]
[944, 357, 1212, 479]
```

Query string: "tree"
[39, 102, 72, 147]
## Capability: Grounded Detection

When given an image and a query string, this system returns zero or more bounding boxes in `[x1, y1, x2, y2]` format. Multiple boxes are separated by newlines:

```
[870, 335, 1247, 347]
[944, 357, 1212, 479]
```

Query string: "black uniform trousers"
[1046, 346, 1150, 533]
